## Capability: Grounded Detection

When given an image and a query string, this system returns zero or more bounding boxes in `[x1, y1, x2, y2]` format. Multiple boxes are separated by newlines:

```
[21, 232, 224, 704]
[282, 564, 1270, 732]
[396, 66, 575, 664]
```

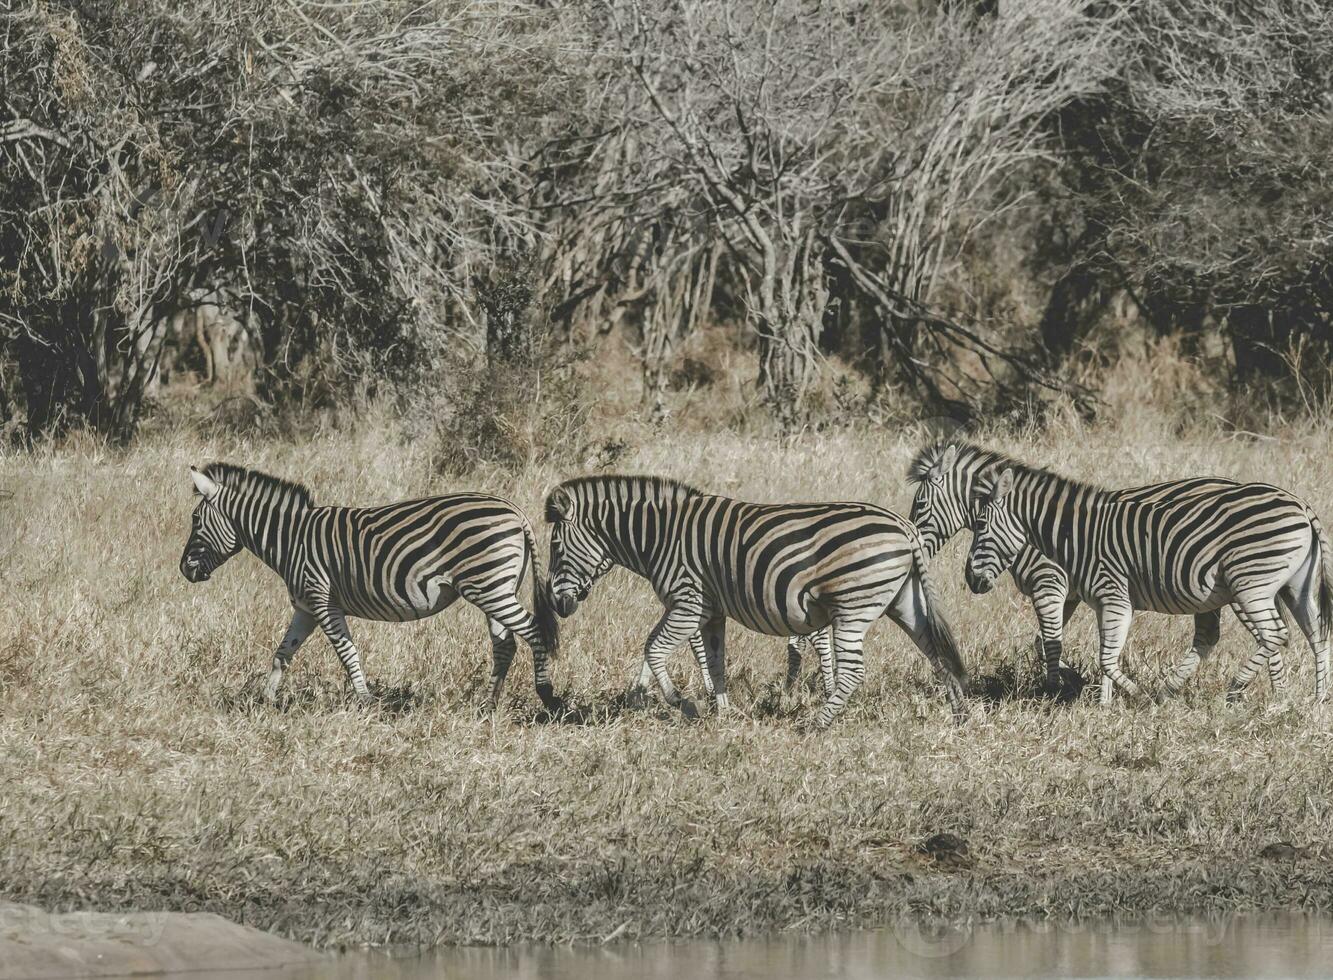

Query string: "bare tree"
[562, 0, 1120, 426]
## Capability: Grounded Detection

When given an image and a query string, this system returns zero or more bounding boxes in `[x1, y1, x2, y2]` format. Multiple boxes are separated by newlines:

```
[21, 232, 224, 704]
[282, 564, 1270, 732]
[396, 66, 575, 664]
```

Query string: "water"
[262, 914, 1333, 980]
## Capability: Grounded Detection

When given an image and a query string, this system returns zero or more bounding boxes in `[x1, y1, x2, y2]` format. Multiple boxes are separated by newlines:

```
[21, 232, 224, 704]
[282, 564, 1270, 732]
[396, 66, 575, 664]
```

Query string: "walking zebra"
[910, 442, 1237, 695]
[179, 464, 562, 710]
[544, 476, 967, 726]
[964, 458, 1332, 702]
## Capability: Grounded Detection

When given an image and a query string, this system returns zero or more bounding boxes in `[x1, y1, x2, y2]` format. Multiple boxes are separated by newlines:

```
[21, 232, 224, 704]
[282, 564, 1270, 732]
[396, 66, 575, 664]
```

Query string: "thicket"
[2, 0, 1331, 449]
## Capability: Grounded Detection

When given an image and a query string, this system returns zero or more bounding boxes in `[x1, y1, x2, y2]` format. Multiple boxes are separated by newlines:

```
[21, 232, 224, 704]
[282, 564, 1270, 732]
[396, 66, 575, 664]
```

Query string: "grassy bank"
[2, 399, 1333, 949]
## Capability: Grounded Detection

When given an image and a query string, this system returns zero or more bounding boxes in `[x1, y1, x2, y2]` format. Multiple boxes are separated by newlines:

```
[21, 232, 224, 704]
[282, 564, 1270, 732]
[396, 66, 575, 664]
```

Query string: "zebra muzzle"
[180, 555, 211, 583]
[964, 566, 993, 594]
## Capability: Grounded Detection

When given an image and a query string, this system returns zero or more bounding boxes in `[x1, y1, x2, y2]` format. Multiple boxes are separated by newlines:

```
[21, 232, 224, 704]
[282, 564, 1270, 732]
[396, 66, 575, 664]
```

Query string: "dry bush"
[0, 0, 581, 440]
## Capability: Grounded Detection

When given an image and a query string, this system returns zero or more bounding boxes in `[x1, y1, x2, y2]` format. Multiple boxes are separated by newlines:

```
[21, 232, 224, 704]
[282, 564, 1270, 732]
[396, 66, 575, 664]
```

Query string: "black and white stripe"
[965, 455, 1332, 702]
[909, 442, 1236, 695]
[544, 476, 967, 726]
[179, 464, 561, 709]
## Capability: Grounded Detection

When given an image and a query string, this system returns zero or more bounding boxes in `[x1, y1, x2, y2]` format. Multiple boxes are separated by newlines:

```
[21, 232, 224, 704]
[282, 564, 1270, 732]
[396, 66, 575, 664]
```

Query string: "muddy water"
[183, 913, 1333, 980]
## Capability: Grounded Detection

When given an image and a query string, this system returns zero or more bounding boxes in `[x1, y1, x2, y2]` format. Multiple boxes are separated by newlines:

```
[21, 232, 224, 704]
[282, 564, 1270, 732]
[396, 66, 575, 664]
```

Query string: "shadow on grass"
[524, 686, 689, 727]
[968, 659, 1088, 707]
[524, 668, 809, 727]
[216, 675, 427, 717]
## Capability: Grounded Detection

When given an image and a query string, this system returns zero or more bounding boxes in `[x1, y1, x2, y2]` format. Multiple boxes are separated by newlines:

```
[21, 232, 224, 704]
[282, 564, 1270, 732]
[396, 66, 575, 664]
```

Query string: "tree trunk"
[1039, 262, 1107, 360]
[755, 232, 828, 430]
[480, 261, 535, 369]
[756, 316, 811, 430]
[1229, 304, 1288, 381]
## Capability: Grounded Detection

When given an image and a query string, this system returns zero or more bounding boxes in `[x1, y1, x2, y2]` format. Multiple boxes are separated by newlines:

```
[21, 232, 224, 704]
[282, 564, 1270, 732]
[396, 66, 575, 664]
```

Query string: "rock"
[918, 833, 973, 869]
[1259, 842, 1307, 861]
[0, 902, 326, 979]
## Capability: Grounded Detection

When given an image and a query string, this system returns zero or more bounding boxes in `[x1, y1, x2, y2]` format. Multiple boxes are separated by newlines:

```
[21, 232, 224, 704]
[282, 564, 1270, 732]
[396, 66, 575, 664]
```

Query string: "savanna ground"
[2, 354, 1332, 950]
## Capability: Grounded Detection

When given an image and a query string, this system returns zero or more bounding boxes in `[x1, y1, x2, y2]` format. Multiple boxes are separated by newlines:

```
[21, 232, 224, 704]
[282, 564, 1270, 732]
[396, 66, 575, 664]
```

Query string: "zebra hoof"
[535, 683, 566, 714]
[678, 698, 700, 721]
[538, 696, 568, 717]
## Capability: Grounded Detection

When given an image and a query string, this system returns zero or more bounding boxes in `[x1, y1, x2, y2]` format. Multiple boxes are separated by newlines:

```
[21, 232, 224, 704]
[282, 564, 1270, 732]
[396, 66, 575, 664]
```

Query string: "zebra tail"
[523, 519, 561, 658]
[911, 534, 967, 684]
[1313, 513, 1333, 645]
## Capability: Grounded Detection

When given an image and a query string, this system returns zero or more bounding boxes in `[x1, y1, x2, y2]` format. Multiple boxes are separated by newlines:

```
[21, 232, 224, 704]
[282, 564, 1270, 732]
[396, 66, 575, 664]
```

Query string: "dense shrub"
[3, 0, 1329, 447]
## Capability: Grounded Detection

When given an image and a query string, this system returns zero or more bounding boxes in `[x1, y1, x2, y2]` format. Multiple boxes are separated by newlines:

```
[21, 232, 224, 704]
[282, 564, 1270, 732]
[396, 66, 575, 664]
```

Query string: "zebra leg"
[484, 617, 518, 709]
[700, 615, 730, 712]
[816, 616, 873, 728]
[1227, 593, 1289, 702]
[1031, 593, 1076, 694]
[626, 657, 655, 708]
[264, 608, 317, 703]
[812, 628, 836, 699]
[688, 632, 718, 696]
[1093, 598, 1138, 704]
[315, 605, 373, 702]
[626, 632, 712, 708]
[784, 635, 806, 693]
[643, 599, 707, 720]
[1164, 610, 1221, 696]
[459, 583, 564, 712]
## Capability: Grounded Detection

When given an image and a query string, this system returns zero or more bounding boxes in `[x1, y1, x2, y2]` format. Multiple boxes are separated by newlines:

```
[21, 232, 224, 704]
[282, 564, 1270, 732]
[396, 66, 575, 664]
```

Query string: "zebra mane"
[200, 463, 316, 508]
[546, 474, 702, 520]
[970, 451, 1103, 497]
[907, 440, 1014, 483]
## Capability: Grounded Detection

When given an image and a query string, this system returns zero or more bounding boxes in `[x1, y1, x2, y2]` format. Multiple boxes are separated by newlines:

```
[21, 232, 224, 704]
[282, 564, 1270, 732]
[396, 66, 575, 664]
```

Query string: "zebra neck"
[592, 507, 672, 581]
[921, 524, 959, 559]
[1015, 476, 1113, 557]
[232, 497, 312, 580]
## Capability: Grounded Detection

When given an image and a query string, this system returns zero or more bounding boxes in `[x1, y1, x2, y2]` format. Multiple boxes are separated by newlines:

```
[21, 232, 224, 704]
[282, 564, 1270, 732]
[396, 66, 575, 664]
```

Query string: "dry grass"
[2, 375, 1333, 949]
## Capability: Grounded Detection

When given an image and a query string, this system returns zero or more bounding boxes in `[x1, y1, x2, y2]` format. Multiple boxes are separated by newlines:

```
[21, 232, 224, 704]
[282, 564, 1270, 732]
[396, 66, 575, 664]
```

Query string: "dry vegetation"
[2, 350, 1332, 949]
[5, 0, 1332, 442]
[4, 0, 1332, 952]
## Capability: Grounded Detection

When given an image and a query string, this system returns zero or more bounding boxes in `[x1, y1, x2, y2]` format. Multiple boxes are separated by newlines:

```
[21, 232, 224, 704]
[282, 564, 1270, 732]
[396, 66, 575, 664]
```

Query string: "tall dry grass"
[1, 345, 1331, 948]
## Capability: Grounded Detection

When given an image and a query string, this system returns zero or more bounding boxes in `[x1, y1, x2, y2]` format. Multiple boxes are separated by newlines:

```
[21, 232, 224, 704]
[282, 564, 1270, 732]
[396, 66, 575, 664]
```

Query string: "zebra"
[544, 475, 968, 726]
[179, 464, 562, 710]
[909, 441, 1240, 697]
[964, 457, 1333, 703]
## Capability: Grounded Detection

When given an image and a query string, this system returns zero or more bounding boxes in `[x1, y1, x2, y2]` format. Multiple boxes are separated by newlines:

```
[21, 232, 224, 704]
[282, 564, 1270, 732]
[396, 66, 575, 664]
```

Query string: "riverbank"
[2, 410, 1332, 948]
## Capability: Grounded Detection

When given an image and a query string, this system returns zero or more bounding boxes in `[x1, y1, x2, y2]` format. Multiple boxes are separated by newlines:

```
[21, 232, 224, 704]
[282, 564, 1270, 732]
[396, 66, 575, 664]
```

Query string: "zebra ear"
[938, 444, 958, 470]
[546, 487, 574, 523]
[190, 466, 220, 501]
[993, 468, 1015, 500]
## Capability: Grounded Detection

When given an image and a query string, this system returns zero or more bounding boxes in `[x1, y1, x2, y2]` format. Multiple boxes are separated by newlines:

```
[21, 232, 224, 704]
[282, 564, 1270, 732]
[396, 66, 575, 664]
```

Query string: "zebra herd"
[179, 441, 1332, 725]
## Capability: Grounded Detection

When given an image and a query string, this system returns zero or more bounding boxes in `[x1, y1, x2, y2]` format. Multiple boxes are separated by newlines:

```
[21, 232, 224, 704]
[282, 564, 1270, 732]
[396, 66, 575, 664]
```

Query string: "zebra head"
[180, 467, 241, 583]
[965, 467, 1024, 594]
[545, 486, 612, 617]
[908, 443, 967, 556]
